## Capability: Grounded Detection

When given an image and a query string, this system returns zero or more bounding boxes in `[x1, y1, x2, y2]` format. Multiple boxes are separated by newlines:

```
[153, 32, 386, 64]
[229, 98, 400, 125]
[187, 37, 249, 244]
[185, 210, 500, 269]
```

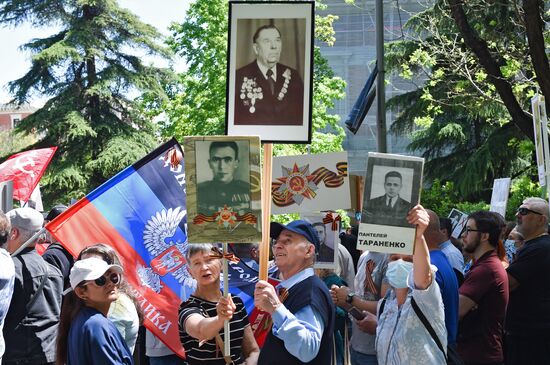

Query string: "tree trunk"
[523, 0, 550, 113]
[447, 0, 534, 141]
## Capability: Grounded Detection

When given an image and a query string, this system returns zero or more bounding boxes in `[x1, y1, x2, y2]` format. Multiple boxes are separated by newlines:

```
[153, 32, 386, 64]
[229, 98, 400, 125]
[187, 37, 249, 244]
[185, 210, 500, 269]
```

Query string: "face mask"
[386, 259, 413, 289]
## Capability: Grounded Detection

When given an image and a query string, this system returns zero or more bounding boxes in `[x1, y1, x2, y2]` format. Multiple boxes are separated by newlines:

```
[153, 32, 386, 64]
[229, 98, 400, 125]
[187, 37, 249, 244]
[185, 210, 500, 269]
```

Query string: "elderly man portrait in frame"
[234, 24, 304, 126]
[197, 141, 251, 216]
[365, 170, 411, 226]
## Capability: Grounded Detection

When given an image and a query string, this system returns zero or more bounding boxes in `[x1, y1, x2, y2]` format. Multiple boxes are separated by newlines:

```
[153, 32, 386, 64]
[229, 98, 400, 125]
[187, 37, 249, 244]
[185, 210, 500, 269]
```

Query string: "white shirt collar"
[386, 195, 398, 207]
[256, 61, 277, 82]
[277, 267, 314, 290]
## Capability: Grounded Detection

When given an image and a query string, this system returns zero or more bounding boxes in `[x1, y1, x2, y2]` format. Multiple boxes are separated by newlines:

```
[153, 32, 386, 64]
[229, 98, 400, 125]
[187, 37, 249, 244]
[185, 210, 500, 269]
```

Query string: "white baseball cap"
[66, 257, 123, 294]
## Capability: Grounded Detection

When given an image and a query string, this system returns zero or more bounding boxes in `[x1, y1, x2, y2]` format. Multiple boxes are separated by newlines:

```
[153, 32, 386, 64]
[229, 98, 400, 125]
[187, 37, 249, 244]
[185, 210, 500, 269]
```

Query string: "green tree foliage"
[0, 0, 173, 204]
[385, 1, 540, 198]
[421, 177, 543, 221]
[162, 0, 346, 157]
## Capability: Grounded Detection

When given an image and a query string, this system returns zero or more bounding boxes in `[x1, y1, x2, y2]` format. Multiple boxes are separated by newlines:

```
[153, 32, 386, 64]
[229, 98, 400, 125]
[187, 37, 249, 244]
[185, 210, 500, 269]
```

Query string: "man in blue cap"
[254, 220, 335, 365]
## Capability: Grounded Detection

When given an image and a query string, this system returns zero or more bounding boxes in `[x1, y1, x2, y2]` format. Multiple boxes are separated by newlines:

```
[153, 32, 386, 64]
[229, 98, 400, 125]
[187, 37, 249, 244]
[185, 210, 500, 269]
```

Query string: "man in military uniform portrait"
[197, 141, 251, 215]
[314, 222, 335, 263]
[234, 24, 304, 126]
[364, 170, 411, 226]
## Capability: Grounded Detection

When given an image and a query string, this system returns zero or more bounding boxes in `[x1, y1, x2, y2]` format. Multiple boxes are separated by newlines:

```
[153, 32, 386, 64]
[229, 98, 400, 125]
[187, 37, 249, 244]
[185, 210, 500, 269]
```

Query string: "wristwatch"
[346, 292, 355, 304]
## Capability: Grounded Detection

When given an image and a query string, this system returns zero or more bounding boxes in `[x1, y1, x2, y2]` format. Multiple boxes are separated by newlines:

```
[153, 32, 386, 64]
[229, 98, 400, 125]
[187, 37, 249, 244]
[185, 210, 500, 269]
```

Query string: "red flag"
[0, 147, 57, 202]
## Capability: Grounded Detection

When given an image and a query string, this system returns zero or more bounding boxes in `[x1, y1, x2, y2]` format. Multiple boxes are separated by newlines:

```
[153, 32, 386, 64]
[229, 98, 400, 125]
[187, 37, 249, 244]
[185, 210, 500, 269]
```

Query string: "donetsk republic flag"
[46, 139, 192, 358]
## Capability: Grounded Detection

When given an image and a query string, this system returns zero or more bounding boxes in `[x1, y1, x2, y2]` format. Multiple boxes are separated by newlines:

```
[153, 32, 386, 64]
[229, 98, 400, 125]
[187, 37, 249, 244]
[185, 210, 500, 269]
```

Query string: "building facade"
[0, 104, 36, 131]
[318, 0, 428, 176]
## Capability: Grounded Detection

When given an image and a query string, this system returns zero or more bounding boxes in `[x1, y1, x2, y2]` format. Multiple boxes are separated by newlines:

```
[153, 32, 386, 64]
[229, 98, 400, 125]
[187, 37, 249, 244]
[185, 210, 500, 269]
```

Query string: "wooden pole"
[259, 143, 273, 281]
[222, 242, 231, 361]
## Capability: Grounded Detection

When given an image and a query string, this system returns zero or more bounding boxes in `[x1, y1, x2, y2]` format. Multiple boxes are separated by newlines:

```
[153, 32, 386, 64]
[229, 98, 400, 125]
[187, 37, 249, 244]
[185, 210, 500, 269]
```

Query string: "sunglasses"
[86, 272, 121, 287]
[517, 207, 543, 216]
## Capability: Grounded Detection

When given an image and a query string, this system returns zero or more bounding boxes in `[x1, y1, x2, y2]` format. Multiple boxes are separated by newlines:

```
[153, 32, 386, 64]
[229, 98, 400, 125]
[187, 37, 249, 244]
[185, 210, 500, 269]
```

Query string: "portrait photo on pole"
[490, 177, 511, 219]
[532, 95, 549, 186]
[184, 136, 262, 243]
[448, 208, 468, 239]
[301, 212, 340, 269]
[358, 153, 424, 254]
[271, 151, 351, 214]
[225, 1, 314, 143]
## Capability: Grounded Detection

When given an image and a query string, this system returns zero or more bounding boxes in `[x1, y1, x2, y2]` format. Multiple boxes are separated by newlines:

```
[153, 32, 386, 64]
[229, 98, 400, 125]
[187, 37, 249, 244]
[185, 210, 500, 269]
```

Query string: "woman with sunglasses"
[56, 257, 134, 365]
[78, 244, 142, 354]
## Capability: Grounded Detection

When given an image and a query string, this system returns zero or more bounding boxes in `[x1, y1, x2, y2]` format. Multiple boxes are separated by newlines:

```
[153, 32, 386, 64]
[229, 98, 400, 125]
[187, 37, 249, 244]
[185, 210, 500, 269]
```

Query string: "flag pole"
[259, 143, 273, 281]
[10, 227, 46, 257]
[222, 242, 231, 362]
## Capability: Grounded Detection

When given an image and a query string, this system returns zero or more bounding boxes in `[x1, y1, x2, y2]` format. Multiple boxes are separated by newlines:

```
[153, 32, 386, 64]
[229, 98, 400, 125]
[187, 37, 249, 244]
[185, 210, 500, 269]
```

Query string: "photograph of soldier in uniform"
[185, 136, 262, 243]
[234, 22, 304, 126]
[361, 153, 423, 228]
[226, 1, 314, 143]
[196, 140, 251, 215]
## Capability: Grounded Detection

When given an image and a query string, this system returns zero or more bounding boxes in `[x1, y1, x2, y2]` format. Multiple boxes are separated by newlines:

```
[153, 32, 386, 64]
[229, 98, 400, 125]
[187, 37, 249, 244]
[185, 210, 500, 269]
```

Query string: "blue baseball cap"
[270, 220, 320, 250]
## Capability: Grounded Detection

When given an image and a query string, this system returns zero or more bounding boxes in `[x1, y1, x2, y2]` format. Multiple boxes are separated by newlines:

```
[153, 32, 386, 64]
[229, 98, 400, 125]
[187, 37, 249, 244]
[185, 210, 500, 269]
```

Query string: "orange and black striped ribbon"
[363, 259, 378, 296]
[322, 212, 341, 231]
[192, 212, 257, 225]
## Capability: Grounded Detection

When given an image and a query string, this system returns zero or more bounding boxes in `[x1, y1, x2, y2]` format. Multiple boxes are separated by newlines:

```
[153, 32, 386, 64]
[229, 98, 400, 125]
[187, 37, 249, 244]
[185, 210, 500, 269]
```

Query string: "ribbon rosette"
[322, 212, 341, 231]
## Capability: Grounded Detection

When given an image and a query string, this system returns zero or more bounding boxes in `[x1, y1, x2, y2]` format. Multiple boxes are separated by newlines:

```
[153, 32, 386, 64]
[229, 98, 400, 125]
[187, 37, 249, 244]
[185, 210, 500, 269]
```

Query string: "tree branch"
[523, 0, 550, 112]
[447, 0, 534, 141]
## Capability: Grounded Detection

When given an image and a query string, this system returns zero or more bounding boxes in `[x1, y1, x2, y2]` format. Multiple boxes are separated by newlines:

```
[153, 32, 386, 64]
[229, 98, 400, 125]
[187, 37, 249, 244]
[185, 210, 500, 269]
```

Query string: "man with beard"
[457, 211, 509, 365]
[505, 198, 550, 364]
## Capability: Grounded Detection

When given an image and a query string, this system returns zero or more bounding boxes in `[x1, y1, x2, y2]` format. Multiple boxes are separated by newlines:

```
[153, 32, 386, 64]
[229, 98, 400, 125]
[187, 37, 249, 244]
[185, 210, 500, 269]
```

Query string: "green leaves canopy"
[0, 0, 174, 204]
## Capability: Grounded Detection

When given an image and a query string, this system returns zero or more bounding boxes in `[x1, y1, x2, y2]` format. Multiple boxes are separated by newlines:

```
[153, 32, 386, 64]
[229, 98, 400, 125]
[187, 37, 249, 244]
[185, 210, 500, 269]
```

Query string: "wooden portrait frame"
[184, 136, 262, 243]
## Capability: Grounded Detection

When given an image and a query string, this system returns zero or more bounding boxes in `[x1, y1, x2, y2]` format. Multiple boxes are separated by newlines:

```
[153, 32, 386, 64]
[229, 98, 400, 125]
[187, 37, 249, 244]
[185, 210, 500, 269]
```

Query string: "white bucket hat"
[64, 257, 123, 295]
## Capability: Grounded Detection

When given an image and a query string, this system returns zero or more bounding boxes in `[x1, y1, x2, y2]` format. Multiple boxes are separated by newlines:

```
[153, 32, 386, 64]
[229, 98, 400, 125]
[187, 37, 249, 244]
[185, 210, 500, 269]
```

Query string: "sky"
[0, 0, 192, 104]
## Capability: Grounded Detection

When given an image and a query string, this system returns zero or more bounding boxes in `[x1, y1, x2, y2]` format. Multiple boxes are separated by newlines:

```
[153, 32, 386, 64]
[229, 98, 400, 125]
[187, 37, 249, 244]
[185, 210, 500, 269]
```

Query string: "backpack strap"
[410, 297, 447, 360]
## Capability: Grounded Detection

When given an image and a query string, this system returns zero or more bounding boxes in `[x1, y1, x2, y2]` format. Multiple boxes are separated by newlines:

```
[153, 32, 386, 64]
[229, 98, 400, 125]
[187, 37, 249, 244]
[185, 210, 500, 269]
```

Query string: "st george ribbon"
[46, 138, 191, 358]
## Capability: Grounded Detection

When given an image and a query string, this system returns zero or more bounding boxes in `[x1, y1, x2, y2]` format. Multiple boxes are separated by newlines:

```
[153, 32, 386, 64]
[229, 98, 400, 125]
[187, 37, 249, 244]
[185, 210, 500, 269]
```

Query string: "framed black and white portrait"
[301, 212, 340, 269]
[184, 136, 262, 243]
[225, 1, 314, 143]
[358, 153, 424, 255]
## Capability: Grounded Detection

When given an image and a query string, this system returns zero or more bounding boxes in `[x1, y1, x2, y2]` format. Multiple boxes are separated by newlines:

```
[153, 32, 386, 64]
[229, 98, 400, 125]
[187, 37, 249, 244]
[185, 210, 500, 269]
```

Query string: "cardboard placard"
[358, 153, 424, 254]
[272, 152, 350, 214]
[185, 136, 262, 243]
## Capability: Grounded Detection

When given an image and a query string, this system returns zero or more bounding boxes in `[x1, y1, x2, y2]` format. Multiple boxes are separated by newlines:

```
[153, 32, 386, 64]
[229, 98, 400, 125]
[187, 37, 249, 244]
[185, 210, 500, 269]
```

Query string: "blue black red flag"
[226, 254, 279, 347]
[46, 138, 192, 358]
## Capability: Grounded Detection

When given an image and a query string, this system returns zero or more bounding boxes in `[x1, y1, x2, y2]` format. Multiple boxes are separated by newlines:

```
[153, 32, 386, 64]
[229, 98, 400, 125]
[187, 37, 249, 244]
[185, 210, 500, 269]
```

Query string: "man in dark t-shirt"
[505, 198, 550, 364]
[457, 211, 508, 365]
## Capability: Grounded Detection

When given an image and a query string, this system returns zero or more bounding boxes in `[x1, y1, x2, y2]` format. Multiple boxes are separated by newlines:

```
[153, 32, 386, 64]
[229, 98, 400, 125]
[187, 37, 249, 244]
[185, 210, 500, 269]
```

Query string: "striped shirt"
[178, 294, 249, 365]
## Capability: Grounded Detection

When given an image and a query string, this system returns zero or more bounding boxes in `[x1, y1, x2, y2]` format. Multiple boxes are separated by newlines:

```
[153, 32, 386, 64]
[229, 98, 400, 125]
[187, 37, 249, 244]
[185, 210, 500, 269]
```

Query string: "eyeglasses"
[464, 227, 482, 234]
[86, 272, 121, 287]
[517, 207, 543, 216]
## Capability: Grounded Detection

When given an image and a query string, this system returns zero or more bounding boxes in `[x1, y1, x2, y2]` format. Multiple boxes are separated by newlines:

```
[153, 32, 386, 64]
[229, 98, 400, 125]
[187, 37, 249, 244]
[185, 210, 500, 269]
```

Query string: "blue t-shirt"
[68, 306, 134, 365]
[430, 249, 459, 344]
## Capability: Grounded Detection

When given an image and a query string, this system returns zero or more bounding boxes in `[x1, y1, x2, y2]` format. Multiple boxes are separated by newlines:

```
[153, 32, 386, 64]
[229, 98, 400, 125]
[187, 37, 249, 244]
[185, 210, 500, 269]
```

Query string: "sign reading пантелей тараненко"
[358, 152, 424, 255]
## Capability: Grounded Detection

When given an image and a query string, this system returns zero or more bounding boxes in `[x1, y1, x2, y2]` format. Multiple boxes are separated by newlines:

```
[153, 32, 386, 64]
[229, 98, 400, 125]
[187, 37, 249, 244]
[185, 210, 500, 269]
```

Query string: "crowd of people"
[0, 196, 548, 365]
